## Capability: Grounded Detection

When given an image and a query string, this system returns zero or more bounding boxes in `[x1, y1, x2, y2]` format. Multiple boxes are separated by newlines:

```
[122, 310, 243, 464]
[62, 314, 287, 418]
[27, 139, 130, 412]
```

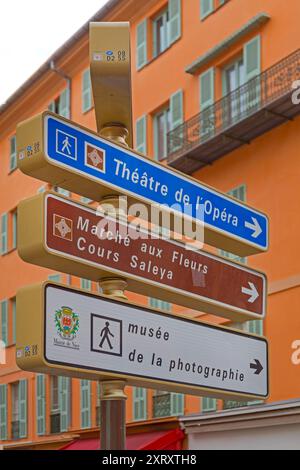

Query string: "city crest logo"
[55, 306, 79, 341]
[85, 142, 106, 173]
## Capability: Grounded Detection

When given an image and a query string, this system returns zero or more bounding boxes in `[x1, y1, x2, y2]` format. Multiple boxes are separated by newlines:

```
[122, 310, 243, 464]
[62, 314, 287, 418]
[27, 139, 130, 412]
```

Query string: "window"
[0, 384, 7, 440]
[54, 186, 70, 197]
[1, 213, 8, 255]
[96, 382, 101, 427]
[81, 279, 92, 291]
[48, 88, 70, 118]
[50, 376, 60, 434]
[9, 136, 17, 172]
[200, 0, 228, 20]
[12, 211, 17, 250]
[80, 380, 91, 429]
[133, 388, 147, 421]
[202, 397, 217, 412]
[81, 196, 93, 204]
[220, 186, 247, 263]
[11, 382, 20, 439]
[48, 274, 61, 283]
[153, 391, 184, 417]
[154, 107, 171, 161]
[36, 375, 46, 436]
[153, 9, 169, 57]
[149, 298, 171, 311]
[153, 1, 181, 58]
[1, 300, 8, 346]
[82, 69, 92, 113]
[11, 380, 27, 439]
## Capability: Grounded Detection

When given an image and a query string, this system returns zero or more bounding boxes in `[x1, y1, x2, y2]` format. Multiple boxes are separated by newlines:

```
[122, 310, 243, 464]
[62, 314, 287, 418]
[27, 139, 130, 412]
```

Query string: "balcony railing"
[153, 393, 171, 418]
[167, 48, 300, 174]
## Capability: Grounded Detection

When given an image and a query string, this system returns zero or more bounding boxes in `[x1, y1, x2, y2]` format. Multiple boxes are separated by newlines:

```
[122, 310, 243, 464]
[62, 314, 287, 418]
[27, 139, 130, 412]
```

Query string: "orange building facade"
[0, 0, 300, 450]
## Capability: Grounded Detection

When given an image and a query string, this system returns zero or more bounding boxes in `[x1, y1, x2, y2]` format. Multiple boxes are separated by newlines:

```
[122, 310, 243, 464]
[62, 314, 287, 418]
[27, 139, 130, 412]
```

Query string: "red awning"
[61, 429, 184, 451]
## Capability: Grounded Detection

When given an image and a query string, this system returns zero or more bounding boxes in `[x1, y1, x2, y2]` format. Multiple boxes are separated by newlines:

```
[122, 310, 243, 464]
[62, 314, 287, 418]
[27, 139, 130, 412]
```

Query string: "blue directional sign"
[43, 114, 268, 254]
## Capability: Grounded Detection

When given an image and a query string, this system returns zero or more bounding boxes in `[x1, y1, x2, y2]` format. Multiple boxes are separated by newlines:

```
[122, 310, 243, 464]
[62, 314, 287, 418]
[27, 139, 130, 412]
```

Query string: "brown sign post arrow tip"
[18, 192, 267, 322]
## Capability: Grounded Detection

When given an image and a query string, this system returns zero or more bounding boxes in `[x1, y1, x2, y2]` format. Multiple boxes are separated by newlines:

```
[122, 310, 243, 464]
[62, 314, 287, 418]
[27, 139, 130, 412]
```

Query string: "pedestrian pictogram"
[91, 314, 122, 357]
[56, 130, 77, 160]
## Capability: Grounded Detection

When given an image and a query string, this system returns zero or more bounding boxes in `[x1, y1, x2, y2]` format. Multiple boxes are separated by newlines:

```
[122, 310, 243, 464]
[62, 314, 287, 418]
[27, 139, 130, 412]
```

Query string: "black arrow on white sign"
[250, 359, 263, 375]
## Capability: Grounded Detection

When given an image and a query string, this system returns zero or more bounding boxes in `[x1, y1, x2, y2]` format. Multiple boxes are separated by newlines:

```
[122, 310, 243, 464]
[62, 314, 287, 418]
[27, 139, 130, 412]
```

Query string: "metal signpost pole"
[89, 22, 133, 451]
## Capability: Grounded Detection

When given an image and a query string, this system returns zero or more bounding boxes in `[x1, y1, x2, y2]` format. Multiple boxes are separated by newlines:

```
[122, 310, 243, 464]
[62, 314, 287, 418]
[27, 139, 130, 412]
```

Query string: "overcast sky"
[0, 0, 109, 105]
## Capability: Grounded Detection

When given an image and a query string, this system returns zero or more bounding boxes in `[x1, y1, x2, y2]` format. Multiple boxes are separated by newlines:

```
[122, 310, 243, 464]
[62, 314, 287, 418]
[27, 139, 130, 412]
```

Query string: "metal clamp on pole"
[90, 21, 133, 451]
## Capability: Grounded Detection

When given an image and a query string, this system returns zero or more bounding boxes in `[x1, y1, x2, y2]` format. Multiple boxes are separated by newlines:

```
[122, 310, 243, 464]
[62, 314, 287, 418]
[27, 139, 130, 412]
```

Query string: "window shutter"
[1, 300, 8, 345]
[36, 375, 46, 436]
[80, 380, 91, 429]
[81, 279, 92, 291]
[48, 274, 61, 283]
[220, 186, 246, 263]
[1, 213, 8, 255]
[247, 320, 263, 336]
[133, 388, 147, 421]
[171, 393, 184, 416]
[10, 136, 17, 172]
[12, 298, 16, 344]
[170, 89, 183, 131]
[136, 20, 147, 70]
[19, 379, 27, 438]
[59, 88, 70, 119]
[149, 298, 171, 311]
[244, 36, 261, 82]
[169, 0, 181, 44]
[82, 69, 92, 113]
[202, 397, 217, 412]
[48, 101, 56, 112]
[12, 211, 17, 250]
[59, 376, 70, 432]
[0, 384, 7, 440]
[135, 115, 147, 154]
[200, 0, 214, 20]
[200, 68, 215, 110]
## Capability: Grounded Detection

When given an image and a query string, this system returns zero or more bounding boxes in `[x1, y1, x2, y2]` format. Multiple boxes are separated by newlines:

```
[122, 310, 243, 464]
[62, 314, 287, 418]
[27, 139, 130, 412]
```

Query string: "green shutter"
[10, 136, 17, 172]
[220, 186, 246, 263]
[171, 393, 184, 416]
[19, 379, 27, 438]
[136, 115, 147, 154]
[1, 213, 8, 255]
[80, 380, 91, 429]
[82, 69, 92, 113]
[12, 211, 17, 250]
[247, 320, 263, 336]
[133, 388, 147, 421]
[81, 279, 92, 291]
[200, 0, 214, 19]
[136, 20, 147, 70]
[36, 375, 46, 436]
[170, 90, 183, 131]
[59, 376, 70, 432]
[202, 397, 217, 412]
[1, 300, 8, 345]
[0, 384, 7, 440]
[169, 0, 181, 44]
[244, 36, 261, 82]
[48, 101, 56, 112]
[149, 298, 171, 311]
[12, 298, 16, 344]
[48, 274, 61, 283]
[59, 88, 70, 118]
[200, 68, 215, 110]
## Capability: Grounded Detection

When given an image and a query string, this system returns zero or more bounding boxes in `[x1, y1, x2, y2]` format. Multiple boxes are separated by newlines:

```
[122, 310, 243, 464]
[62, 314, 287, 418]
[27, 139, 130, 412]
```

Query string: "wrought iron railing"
[167, 48, 300, 162]
[153, 393, 171, 418]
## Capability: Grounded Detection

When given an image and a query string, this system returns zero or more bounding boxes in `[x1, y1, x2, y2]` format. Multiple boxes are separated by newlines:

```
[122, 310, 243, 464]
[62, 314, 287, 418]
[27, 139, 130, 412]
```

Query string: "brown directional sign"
[18, 192, 267, 321]
[16, 282, 269, 400]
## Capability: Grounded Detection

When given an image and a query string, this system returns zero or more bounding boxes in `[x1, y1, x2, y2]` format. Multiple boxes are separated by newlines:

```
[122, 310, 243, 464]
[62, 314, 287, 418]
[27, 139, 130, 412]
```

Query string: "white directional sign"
[17, 283, 269, 400]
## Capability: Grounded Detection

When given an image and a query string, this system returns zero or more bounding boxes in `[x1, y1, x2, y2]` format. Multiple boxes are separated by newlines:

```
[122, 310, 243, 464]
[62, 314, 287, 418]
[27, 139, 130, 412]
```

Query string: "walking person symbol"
[62, 135, 72, 155]
[99, 322, 114, 350]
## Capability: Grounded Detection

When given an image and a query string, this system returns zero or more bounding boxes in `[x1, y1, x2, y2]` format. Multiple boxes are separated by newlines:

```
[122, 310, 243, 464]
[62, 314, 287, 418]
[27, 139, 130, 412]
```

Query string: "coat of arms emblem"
[55, 306, 79, 340]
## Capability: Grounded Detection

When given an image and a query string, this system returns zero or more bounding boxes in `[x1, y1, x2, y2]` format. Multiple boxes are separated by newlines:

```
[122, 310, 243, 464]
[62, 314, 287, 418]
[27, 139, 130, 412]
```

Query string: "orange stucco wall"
[1, 0, 300, 447]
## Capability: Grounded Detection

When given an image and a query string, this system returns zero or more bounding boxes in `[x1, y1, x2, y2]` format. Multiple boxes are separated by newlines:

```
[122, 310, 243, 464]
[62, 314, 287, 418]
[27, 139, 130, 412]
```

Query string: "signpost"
[17, 192, 267, 322]
[16, 111, 268, 257]
[16, 282, 269, 401]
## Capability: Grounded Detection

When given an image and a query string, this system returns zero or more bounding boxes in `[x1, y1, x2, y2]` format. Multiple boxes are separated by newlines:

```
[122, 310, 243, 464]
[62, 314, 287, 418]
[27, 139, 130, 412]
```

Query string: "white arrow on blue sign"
[17, 113, 269, 256]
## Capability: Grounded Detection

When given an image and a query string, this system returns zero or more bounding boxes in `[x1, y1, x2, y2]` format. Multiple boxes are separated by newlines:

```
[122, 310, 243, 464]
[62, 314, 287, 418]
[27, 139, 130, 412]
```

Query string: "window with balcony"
[153, 391, 184, 418]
